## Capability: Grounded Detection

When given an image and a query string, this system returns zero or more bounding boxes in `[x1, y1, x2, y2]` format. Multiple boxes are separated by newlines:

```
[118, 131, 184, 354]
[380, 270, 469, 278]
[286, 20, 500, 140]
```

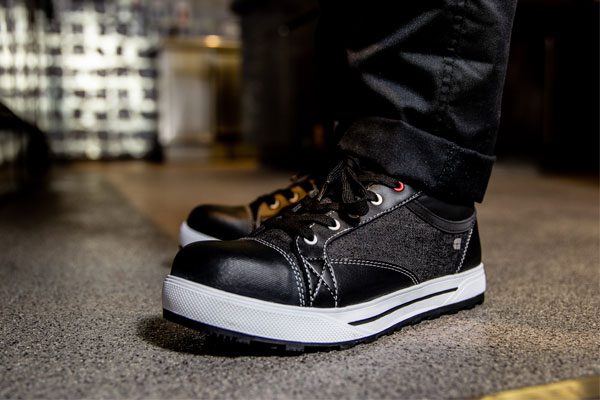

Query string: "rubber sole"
[164, 293, 484, 352]
[163, 264, 486, 351]
[179, 222, 219, 247]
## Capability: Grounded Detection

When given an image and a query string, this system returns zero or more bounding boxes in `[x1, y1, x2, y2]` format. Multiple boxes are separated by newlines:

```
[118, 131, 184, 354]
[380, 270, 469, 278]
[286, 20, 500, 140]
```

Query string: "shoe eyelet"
[288, 192, 299, 203]
[328, 219, 341, 231]
[394, 182, 405, 192]
[304, 234, 318, 245]
[269, 199, 280, 210]
[370, 192, 383, 206]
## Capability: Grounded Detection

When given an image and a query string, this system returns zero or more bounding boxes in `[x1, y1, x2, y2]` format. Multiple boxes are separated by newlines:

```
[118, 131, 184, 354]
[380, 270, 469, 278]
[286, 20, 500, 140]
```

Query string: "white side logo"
[453, 238, 462, 250]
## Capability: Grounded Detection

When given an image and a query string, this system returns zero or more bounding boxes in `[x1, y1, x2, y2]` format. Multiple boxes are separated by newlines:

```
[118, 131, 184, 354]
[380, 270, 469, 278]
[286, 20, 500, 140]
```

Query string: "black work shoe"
[164, 158, 485, 351]
[179, 175, 318, 245]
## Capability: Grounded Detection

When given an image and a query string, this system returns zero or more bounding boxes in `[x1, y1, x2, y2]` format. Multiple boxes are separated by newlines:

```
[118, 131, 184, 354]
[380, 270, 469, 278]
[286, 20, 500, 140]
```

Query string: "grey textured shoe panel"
[164, 181, 485, 348]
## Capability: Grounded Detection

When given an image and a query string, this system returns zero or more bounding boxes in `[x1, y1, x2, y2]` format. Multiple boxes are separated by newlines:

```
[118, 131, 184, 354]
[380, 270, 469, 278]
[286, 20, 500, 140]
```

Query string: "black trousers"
[317, 0, 518, 204]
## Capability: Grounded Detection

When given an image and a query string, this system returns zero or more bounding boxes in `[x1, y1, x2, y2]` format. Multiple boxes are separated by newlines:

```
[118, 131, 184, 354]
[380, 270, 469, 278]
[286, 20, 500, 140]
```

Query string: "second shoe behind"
[179, 175, 318, 246]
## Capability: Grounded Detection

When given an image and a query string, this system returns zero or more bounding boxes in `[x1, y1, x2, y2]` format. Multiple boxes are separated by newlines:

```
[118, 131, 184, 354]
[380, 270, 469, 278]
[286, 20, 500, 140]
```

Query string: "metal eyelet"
[394, 182, 405, 192]
[370, 192, 383, 206]
[304, 234, 318, 245]
[269, 199, 280, 210]
[328, 219, 341, 231]
[288, 192, 299, 203]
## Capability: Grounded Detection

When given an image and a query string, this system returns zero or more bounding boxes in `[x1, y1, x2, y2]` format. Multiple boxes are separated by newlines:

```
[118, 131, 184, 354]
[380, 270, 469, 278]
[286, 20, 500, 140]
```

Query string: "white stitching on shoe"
[306, 254, 337, 305]
[311, 271, 327, 306]
[247, 237, 306, 306]
[311, 264, 336, 305]
[325, 257, 339, 306]
[297, 237, 336, 306]
[294, 237, 313, 304]
[330, 259, 419, 285]
[455, 227, 474, 273]
[310, 249, 338, 306]
[363, 191, 422, 225]
[295, 220, 339, 306]
[296, 238, 336, 306]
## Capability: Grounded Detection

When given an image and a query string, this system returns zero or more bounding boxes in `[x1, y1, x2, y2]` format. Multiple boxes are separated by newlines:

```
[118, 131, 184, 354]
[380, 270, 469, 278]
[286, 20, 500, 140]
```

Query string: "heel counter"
[460, 222, 482, 271]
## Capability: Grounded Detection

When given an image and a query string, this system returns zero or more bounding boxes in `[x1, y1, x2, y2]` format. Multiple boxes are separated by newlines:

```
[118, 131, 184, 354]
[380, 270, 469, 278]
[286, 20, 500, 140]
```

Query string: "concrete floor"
[0, 161, 598, 399]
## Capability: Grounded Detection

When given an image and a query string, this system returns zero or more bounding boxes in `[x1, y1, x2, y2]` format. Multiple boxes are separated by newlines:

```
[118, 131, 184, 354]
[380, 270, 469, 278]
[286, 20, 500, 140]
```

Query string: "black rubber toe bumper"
[171, 239, 303, 306]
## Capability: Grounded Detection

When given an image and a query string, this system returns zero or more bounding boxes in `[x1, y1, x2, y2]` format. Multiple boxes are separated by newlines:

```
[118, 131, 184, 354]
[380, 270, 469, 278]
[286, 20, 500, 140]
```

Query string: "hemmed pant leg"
[321, 0, 518, 203]
[339, 117, 495, 204]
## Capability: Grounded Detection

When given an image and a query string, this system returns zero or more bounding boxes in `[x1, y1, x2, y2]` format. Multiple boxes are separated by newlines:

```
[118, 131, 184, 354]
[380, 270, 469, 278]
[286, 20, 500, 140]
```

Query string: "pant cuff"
[338, 117, 495, 203]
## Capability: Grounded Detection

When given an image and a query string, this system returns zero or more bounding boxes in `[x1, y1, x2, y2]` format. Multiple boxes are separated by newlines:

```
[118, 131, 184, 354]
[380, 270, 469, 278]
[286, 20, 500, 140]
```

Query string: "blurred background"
[0, 0, 597, 196]
[0, 1, 598, 398]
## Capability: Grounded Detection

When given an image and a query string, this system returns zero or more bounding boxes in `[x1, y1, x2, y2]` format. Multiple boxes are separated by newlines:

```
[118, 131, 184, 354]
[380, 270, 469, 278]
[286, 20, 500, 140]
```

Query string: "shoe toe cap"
[187, 205, 252, 240]
[171, 239, 304, 306]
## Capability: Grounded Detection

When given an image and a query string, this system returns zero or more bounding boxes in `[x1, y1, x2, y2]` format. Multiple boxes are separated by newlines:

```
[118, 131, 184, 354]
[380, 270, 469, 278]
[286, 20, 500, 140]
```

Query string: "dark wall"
[497, 0, 599, 172]
[236, 0, 324, 169]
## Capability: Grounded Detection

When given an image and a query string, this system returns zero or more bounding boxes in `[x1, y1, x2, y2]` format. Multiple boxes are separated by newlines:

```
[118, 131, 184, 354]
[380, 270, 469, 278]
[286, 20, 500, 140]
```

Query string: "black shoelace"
[262, 157, 400, 241]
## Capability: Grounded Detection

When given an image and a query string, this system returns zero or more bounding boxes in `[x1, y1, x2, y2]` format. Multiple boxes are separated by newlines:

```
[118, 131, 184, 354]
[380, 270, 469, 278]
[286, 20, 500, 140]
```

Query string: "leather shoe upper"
[171, 239, 303, 306]
[187, 205, 253, 240]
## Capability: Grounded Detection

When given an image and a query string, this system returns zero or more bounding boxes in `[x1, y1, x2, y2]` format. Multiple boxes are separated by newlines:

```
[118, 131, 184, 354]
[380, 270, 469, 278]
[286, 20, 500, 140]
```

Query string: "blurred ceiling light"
[204, 35, 221, 48]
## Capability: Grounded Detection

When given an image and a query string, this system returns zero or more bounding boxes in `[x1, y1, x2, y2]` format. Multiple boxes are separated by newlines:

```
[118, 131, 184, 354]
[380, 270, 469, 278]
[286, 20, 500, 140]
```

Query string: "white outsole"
[179, 222, 219, 247]
[162, 264, 486, 345]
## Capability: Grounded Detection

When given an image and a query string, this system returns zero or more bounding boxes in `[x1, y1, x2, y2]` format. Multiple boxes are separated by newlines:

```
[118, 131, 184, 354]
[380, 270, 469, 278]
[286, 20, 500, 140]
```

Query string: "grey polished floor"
[0, 162, 598, 399]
